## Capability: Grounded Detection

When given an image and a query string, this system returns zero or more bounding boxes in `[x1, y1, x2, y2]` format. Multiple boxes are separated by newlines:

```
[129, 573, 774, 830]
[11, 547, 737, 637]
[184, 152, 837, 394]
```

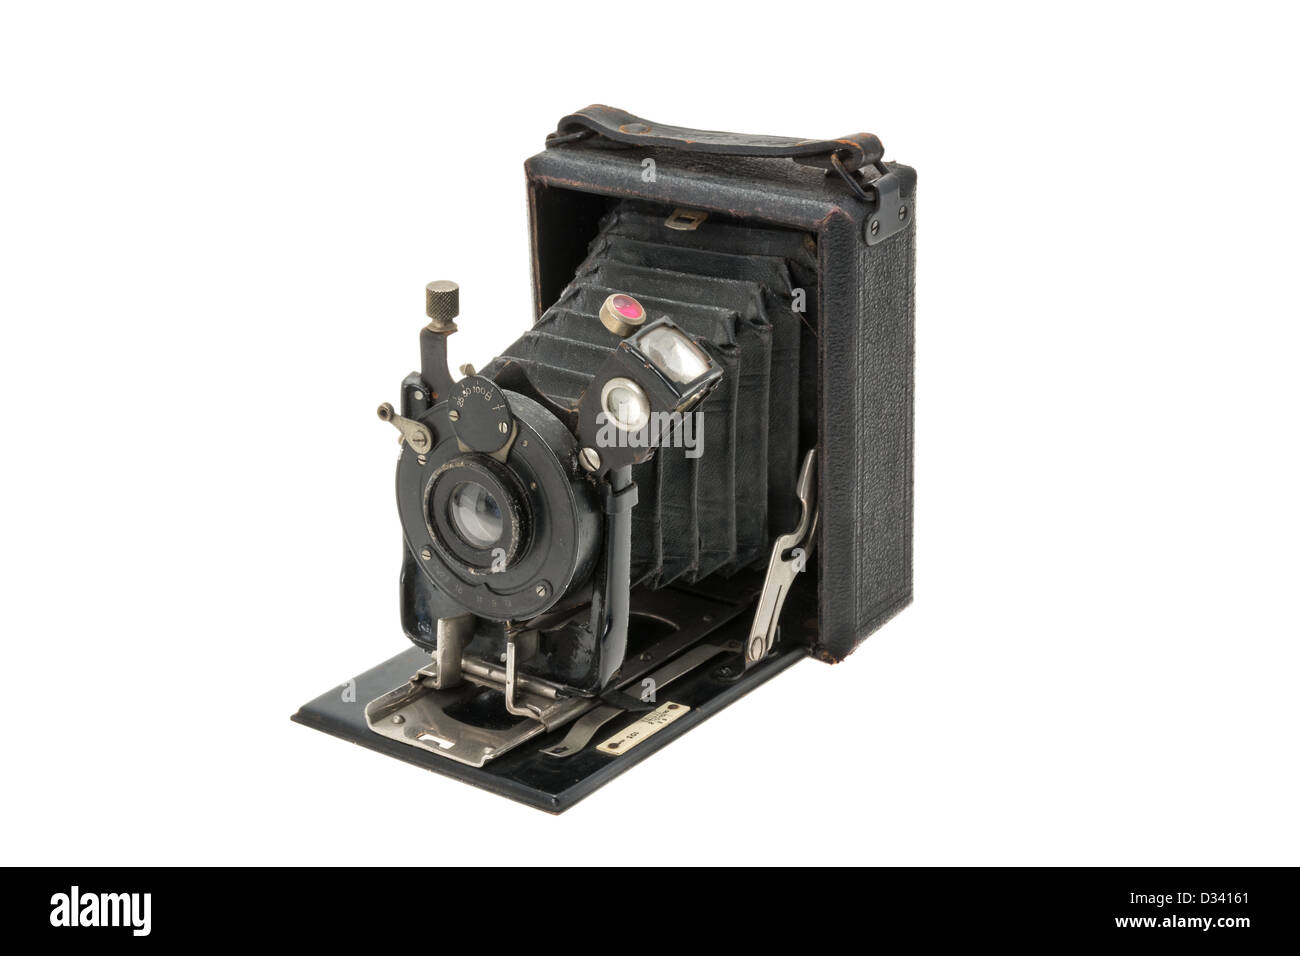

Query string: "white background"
[2, 1, 1296, 866]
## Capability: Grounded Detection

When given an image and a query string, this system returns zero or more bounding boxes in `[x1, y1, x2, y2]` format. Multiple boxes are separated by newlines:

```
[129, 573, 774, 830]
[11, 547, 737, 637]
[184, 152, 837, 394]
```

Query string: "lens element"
[447, 481, 503, 549]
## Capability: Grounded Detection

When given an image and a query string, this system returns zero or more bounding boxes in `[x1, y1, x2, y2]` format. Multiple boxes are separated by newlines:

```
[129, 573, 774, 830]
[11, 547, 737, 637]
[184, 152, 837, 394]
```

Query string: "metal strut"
[745, 448, 819, 667]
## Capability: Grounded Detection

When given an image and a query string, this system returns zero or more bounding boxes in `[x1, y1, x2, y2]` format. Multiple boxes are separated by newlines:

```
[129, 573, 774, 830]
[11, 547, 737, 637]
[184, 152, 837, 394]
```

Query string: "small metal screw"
[898, 205, 908, 221]
[417, 454, 427, 466]
[578, 447, 601, 472]
[869, 219, 880, 236]
[748, 636, 765, 660]
[448, 409, 460, 422]
[498, 421, 508, 434]
[420, 547, 433, 561]
[535, 584, 548, 598]
[391, 714, 405, 725]
[413, 390, 424, 401]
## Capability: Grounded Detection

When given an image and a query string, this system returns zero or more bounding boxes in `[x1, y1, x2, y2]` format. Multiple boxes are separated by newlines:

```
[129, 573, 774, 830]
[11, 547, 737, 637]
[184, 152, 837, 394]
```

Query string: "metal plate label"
[596, 702, 690, 756]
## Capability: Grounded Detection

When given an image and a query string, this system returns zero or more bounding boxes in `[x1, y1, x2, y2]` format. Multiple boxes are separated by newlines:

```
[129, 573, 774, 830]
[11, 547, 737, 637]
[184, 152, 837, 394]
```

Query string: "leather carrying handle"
[550, 105, 884, 172]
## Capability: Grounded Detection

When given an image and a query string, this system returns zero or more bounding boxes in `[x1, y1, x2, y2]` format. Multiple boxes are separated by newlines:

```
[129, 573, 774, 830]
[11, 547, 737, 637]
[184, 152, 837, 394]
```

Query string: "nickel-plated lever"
[746, 449, 819, 666]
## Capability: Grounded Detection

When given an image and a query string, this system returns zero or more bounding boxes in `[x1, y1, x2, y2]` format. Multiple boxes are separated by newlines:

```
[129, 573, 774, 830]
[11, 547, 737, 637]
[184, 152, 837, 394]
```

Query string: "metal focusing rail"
[364, 588, 753, 767]
[538, 640, 737, 758]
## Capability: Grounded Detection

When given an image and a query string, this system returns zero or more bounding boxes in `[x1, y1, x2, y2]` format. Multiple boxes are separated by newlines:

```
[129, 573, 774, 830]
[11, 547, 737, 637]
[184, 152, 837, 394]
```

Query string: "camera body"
[294, 108, 915, 809]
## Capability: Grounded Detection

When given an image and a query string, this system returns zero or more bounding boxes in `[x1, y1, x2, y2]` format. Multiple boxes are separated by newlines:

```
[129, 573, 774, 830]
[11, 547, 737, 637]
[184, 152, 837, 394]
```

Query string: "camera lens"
[447, 481, 503, 549]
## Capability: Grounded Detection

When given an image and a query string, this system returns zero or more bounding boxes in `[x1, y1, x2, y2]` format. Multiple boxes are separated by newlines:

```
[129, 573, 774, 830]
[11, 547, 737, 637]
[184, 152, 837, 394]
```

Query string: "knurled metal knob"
[425, 280, 459, 330]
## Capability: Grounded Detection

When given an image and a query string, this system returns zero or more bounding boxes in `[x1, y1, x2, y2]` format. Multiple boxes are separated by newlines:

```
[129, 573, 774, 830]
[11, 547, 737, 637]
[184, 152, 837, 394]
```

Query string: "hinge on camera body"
[859, 166, 908, 245]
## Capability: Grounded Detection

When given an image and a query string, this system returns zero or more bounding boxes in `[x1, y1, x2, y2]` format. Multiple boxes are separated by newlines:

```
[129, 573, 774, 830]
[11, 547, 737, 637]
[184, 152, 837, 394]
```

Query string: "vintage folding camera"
[294, 107, 916, 810]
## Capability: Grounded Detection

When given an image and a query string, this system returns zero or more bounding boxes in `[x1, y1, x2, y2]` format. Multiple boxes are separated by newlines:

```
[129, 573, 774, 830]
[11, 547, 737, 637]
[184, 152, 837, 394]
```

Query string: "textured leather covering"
[527, 115, 915, 662]
[815, 211, 915, 660]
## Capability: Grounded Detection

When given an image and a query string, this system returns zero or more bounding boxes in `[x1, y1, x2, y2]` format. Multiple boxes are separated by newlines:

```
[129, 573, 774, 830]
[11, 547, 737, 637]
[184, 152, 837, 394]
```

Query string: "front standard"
[293, 107, 917, 811]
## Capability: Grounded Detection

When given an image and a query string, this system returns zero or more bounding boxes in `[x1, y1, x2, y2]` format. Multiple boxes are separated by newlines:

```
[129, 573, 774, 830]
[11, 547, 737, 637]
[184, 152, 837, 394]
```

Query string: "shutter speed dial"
[448, 375, 516, 456]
